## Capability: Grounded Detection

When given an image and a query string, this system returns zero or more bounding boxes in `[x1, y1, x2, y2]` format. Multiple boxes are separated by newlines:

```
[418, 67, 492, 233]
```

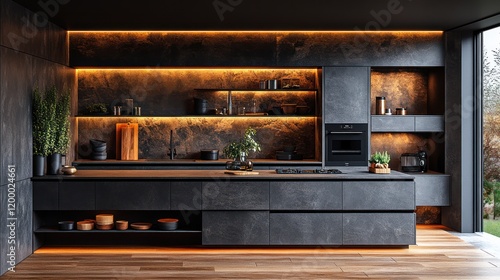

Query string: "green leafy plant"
[32, 86, 72, 156]
[53, 89, 71, 154]
[369, 151, 390, 168]
[223, 127, 261, 160]
[86, 103, 108, 114]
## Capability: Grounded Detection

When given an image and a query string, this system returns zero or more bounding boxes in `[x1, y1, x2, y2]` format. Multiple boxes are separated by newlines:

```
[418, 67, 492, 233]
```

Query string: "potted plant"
[368, 151, 391, 173]
[47, 88, 72, 175]
[223, 127, 261, 170]
[32, 88, 56, 176]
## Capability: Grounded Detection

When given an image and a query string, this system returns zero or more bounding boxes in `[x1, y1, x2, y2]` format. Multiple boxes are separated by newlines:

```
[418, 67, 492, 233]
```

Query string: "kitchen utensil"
[130, 222, 152, 230]
[281, 104, 297, 115]
[61, 165, 77, 175]
[77, 221, 94, 231]
[96, 214, 114, 225]
[376, 96, 386, 115]
[224, 171, 260, 175]
[200, 149, 219, 160]
[96, 223, 114, 230]
[115, 220, 128, 230]
[58, 221, 74, 231]
[395, 107, 407, 115]
[157, 218, 179, 231]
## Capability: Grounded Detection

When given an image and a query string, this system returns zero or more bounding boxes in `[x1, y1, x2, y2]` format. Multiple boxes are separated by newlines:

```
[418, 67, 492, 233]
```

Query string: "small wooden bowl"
[115, 220, 128, 230]
[130, 222, 152, 230]
[96, 223, 114, 230]
[77, 221, 94, 231]
[96, 214, 114, 225]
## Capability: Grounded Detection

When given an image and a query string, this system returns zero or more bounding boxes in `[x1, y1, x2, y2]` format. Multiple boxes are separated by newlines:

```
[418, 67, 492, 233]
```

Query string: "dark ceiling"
[12, 0, 500, 31]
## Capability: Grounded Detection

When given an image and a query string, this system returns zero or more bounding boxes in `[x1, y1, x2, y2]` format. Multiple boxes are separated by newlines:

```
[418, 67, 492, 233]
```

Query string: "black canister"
[194, 98, 208, 115]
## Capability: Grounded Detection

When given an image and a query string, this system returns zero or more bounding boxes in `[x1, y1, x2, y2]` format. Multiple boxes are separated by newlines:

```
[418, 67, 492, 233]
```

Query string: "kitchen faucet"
[168, 129, 177, 160]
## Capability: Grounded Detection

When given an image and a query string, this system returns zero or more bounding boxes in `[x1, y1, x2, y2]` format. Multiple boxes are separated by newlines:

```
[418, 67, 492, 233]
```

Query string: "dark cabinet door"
[270, 181, 342, 210]
[33, 182, 58, 210]
[343, 181, 415, 210]
[343, 213, 416, 245]
[324, 67, 370, 124]
[95, 181, 170, 210]
[59, 182, 95, 210]
[201, 181, 269, 210]
[270, 213, 342, 245]
[202, 211, 269, 245]
[171, 181, 202, 210]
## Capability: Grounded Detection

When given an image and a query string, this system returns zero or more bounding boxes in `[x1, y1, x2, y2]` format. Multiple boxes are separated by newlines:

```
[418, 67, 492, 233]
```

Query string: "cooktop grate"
[275, 168, 342, 174]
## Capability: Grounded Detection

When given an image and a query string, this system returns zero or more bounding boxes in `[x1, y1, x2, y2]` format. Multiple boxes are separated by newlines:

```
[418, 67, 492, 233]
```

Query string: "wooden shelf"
[35, 227, 201, 234]
[194, 88, 318, 91]
[76, 115, 316, 118]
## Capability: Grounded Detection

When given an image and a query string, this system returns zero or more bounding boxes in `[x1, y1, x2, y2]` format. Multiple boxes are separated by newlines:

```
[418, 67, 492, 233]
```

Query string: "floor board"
[2, 225, 500, 279]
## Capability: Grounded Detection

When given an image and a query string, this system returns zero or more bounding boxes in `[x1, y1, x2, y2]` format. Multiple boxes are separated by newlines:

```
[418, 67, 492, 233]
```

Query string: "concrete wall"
[0, 0, 75, 275]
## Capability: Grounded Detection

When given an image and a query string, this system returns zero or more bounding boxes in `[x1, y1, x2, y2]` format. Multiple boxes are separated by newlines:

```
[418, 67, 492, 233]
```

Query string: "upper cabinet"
[324, 67, 370, 124]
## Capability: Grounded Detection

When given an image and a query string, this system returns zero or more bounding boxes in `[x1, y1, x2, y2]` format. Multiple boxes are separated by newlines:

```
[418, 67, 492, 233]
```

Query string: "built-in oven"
[325, 124, 368, 166]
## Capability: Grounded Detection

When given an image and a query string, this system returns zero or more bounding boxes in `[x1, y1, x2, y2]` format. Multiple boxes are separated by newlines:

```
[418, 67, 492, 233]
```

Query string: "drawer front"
[59, 182, 95, 210]
[202, 211, 269, 245]
[33, 182, 58, 210]
[202, 181, 269, 210]
[270, 181, 342, 210]
[343, 213, 416, 245]
[270, 213, 342, 245]
[415, 175, 450, 206]
[95, 181, 170, 210]
[415, 116, 444, 132]
[171, 181, 202, 210]
[343, 181, 415, 210]
[371, 116, 414, 132]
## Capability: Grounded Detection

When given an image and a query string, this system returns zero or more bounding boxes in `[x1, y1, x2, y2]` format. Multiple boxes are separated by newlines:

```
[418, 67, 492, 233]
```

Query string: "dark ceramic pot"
[46, 153, 61, 175]
[33, 155, 45, 176]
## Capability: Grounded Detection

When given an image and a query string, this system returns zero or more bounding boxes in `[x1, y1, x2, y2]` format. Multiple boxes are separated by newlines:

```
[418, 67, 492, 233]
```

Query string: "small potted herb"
[223, 127, 261, 170]
[369, 151, 391, 173]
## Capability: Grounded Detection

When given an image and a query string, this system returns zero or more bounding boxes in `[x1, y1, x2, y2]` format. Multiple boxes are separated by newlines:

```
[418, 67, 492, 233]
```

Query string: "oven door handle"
[327, 131, 364, 135]
[332, 150, 362, 154]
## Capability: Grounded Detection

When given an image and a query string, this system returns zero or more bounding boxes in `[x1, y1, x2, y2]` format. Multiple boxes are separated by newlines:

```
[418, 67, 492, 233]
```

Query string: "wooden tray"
[368, 167, 391, 174]
[224, 171, 260, 175]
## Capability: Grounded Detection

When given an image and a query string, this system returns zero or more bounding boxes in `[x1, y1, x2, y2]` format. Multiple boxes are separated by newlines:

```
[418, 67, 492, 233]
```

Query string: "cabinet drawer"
[202, 211, 269, 245]
[171, 181, 201, 210]
[95, 181, 170, 210]
[270, 213, 342, 245]
[343, 213, 416, 245]
[415, 116, 444, 132]
[270, 181, 342, 210]
[59, 182, 95, 210]
[202, 181, 269, 210]
[371, 116, 414, 132]
[33, 182, 58, 210]
[415, 175, 450, 206]
[343, 181, 415, 210]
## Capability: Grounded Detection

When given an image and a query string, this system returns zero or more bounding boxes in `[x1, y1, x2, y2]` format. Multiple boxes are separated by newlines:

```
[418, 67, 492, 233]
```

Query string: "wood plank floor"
[2, 225, 500, 279]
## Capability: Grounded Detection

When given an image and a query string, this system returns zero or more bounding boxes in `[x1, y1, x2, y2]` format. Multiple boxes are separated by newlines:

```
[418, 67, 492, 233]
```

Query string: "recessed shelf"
[35, 227, 201, 234]
[76, 115, 316, 118]
[194, 88, 318, 91]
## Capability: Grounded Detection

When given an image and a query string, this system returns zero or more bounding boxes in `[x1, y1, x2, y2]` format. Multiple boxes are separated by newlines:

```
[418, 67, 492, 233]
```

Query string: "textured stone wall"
[0, 0, 75, 275]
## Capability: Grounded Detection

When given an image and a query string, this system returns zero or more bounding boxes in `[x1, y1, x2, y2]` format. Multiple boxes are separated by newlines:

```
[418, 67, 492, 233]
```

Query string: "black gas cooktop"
[275, 168, 342, 174]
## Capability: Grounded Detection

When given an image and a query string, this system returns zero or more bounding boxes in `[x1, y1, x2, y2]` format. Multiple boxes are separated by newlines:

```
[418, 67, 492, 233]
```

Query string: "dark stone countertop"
[32, 167, 414, 181]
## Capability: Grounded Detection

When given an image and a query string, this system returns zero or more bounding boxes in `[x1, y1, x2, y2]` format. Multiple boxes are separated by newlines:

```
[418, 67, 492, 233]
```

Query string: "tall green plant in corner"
[32, 87, 53, 157]
[53, 89, 71, 155]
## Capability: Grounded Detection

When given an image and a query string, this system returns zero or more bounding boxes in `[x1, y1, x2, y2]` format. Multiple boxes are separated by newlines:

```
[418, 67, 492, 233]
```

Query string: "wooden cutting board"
[116, 123, 138, 160]
[224, 171, 260, 175]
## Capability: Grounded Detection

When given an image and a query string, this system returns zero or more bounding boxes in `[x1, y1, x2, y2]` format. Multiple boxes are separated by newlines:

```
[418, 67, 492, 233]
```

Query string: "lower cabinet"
[270, 213, 342, 245]
[95, 181, 170, 210]
[202, 211, 269, 245]
[414, 174, 450, 206]
[343, 213, 416, 245]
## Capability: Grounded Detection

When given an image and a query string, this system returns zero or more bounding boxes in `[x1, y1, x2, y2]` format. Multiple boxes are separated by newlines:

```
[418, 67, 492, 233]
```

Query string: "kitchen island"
[32, 167, 415, 248]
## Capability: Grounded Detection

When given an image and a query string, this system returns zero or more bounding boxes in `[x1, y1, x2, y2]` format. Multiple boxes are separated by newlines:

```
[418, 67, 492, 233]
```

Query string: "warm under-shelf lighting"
[68, 30, 443, 34]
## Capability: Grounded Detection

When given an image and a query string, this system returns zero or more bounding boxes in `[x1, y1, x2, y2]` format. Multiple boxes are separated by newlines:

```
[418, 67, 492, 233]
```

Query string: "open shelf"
[194, 88, 318, 91]
[35, 227, 201, 234]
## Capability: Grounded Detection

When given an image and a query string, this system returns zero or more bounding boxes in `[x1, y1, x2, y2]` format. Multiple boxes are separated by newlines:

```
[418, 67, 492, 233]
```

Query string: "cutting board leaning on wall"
[116, 123, 139, 160]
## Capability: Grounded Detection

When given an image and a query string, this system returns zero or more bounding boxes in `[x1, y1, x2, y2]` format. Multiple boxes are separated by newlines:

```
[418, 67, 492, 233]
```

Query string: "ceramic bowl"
[61, 165, 77, 175]
[157, 218, 178, 231]
[96, 223, 114, 230]
[58, 221, 74, 231]
[115, 220, 128, 230]
[77, 221, 94, 231]
[96, 214, 114, 225]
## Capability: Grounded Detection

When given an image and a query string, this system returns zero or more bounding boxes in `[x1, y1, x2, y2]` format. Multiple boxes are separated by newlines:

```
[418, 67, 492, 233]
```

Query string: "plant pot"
[33, 155, 45, 176]
[46, 153, 61, 175]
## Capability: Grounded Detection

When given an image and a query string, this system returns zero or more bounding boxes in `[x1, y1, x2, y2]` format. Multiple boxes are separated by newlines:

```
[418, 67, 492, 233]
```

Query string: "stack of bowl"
[95, 214, 114, 230]
[157, 218, 178, 231]
[90, 139, 107, 160]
